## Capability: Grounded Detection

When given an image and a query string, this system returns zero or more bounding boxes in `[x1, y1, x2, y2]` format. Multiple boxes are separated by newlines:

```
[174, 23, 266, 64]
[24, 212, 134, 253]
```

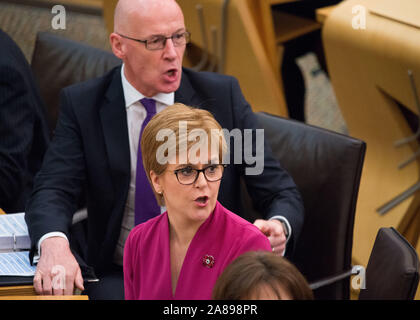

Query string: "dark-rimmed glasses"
[117, 31, 190, 50]
[174, 164, 227, 185]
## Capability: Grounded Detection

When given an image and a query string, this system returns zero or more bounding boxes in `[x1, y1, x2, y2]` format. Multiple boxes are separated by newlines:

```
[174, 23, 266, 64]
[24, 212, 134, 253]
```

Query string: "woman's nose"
[194, 171, 207, 188]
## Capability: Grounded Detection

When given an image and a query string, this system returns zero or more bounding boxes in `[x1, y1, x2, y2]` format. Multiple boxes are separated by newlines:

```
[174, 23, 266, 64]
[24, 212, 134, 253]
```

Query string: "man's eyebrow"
[148, 28, 186, 38]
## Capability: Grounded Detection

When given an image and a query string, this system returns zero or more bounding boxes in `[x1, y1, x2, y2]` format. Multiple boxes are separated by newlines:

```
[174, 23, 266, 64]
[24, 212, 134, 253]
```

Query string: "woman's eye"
[180, 167, 194, 176]
[206, 165, 217, 174]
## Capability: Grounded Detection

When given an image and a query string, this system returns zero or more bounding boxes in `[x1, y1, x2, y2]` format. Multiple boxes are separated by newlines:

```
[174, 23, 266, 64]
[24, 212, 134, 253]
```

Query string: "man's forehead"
[127, 1, 184, 32]
[115, 0, 185, 35]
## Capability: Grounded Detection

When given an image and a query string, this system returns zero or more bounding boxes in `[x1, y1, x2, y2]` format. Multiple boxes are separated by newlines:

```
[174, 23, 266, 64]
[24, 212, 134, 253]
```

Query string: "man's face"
[119, 2, 186, 97]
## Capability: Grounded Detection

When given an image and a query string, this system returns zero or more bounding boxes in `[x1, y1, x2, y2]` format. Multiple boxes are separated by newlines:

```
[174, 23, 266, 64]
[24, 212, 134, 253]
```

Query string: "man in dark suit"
[25, 0, 304, 299]
[0, 29, 49, 213]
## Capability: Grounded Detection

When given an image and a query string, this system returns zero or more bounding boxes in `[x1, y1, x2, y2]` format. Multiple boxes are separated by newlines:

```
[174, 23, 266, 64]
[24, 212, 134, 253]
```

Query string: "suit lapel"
[175, 69, 199, 106]
[100, 68, 130, 201]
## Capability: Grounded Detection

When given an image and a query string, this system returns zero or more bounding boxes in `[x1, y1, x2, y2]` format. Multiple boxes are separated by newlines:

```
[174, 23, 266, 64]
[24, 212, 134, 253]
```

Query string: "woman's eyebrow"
[174, 163, 194, 170]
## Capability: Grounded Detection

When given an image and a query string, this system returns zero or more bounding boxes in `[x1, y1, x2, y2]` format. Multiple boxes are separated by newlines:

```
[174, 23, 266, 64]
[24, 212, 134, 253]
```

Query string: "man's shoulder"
[182, 67, 237, 87]
[63, 66, 121, 96]
[0, 30, 29, 71]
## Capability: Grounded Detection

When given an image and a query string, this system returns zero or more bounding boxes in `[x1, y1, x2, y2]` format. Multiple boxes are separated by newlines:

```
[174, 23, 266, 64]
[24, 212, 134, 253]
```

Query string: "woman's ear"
[150, 170, 162, 194]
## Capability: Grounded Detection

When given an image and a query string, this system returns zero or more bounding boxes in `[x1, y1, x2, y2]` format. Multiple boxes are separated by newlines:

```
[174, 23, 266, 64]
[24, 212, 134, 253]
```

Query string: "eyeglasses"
[173, 164, 226, 185]
[117, 31, 190, 50]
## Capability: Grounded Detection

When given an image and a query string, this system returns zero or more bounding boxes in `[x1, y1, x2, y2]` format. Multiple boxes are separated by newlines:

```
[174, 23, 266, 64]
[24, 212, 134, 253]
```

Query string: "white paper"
[0, 251, 36, 276]
[0, 213, 31, 250]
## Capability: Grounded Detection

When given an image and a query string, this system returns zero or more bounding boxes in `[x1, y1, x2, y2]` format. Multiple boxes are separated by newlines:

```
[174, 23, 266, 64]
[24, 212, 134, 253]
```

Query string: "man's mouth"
[164, 68, 178, 78]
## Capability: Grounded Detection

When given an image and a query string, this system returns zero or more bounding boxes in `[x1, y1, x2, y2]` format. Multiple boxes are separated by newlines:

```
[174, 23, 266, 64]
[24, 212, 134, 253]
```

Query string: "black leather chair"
[241, 112, 366, 300]
[31, 32, 121, 134]
[30, 32, 367, 300]
[358, 227, 419, 300]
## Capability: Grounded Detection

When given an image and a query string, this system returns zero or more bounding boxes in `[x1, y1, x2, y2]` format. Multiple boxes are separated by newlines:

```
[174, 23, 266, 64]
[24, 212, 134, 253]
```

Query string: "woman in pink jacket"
[124, 103, 271, 300]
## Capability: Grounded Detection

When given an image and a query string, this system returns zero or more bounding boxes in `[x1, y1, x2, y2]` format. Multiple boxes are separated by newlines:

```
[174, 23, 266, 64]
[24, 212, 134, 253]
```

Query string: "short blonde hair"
[140, 103, 227, 206]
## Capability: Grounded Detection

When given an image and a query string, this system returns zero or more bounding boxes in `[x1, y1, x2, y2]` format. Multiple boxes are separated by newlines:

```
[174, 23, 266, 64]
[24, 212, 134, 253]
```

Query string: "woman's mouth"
[195, 196, 209, 207]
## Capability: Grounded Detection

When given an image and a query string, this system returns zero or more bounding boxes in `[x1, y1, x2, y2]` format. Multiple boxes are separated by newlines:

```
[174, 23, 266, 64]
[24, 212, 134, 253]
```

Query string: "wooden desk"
[0, 295, 89, 300]
[251, 0, 320, 74]
[322, 0, 420, 300]
[0, 285, 36, 296]
[0, 285, 88, 299]
[315, 4, 338, 24]
[34, 0, 102, 9]
[176, 0, 289, 116]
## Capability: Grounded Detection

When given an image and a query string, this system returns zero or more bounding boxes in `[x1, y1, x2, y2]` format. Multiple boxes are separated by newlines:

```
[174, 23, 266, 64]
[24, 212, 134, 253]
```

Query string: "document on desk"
[0, 213, 31, 251]
[0, 251, 36, 276]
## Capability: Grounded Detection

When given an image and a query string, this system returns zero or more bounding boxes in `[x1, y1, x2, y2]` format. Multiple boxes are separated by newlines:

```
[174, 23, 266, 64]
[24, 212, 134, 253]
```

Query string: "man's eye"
[173, 33, 184, 39]
[149, 37, 163, 44]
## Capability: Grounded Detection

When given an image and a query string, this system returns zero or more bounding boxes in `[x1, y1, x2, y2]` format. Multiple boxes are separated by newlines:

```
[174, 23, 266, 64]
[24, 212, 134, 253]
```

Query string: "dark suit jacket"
[26, 66, 303, 273]
[0, 30, 49, 213]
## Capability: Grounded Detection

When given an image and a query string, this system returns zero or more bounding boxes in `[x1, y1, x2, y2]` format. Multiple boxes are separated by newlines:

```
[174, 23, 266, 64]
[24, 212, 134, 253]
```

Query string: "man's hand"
[254, 219, 287, 255]
[33, 237, 84, 295]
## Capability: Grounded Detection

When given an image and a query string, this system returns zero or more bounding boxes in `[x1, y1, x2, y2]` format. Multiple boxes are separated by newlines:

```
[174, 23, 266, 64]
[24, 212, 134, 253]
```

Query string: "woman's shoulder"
[215, 202, 271, 254]
[127, 212, 168, 243]
[216, 202, 264, 237]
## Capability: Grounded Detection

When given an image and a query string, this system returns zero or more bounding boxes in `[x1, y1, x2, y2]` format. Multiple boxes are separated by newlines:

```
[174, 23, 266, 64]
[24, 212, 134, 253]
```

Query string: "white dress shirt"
[113, 65, 173, 265]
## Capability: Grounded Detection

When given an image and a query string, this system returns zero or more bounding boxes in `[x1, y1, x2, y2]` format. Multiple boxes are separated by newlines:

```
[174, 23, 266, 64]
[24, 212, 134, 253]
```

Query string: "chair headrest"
[31, 32, 121, 133]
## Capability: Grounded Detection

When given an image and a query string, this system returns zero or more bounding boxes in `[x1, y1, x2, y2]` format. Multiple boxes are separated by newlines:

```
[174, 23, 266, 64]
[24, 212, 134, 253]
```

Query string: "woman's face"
[150, 151, 222, 225]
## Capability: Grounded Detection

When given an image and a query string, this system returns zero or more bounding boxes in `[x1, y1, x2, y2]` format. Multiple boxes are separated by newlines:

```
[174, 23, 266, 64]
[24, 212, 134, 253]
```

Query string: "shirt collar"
[120, 64, 174, 108]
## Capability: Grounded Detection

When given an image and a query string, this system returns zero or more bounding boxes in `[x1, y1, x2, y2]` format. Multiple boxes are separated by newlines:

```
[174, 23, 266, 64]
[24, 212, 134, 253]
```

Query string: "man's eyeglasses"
[117, 31, 190, 51]
[173, 164, 226, 185]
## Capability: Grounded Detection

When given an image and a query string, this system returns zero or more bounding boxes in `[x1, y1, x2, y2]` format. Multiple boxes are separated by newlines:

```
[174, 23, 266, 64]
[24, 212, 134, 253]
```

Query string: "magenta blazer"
[124, 201, 271, 300]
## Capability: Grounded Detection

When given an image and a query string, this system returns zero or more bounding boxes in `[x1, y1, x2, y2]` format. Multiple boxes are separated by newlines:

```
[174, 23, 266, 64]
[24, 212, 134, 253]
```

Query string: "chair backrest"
[31, 32, 121, 134]
[358, 227, 419, 300]
[241, 112, 366, 300]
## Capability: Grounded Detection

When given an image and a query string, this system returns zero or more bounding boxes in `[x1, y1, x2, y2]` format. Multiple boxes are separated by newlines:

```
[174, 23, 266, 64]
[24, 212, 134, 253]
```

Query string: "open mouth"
[195, 196, 209, 206]
[165, 68, 178, 78]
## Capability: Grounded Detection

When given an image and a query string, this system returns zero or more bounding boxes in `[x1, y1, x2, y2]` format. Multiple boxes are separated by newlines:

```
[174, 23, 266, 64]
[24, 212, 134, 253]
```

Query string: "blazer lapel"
[175, 69, 199, 106]
[100, 68, 130, 207]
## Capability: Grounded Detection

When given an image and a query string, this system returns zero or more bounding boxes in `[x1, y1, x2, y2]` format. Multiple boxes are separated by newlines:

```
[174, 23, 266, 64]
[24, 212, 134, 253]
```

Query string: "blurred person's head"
[110, 0, 187, 97]
[212, 251, 314, 300]
[140, 103, 227, 226]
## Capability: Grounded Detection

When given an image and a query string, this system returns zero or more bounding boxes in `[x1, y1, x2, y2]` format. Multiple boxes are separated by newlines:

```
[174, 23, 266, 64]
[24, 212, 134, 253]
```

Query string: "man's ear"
[110, 33, 125, 60]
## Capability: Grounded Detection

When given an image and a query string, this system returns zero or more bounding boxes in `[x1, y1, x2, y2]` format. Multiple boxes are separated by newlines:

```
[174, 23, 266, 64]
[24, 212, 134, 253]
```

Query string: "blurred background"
[0, 0, 347, 133]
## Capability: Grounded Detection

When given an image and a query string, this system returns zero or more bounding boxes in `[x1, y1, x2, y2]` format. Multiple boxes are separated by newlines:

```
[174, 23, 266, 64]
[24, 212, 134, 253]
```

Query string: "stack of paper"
[0, 213, 31, 252]
[0, 213, 34, 277]
[0, 251, 36, 276]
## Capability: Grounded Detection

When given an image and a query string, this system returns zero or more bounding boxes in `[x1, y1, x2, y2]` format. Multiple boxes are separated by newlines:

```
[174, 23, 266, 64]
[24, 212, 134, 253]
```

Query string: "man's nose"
[163, 38, 177, 59]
